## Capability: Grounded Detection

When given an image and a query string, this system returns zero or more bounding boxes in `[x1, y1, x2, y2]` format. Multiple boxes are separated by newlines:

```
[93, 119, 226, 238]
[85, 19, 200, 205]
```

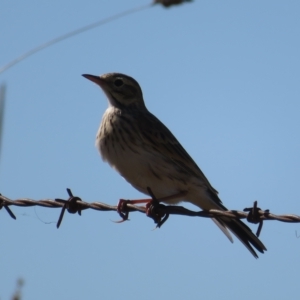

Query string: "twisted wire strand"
[1, 189, 300, 233]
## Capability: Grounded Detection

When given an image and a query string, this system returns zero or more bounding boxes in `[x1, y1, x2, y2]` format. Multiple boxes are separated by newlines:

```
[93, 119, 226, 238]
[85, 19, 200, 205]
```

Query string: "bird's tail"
[200, 189, 267, 258]
[213, 217, 267, 258]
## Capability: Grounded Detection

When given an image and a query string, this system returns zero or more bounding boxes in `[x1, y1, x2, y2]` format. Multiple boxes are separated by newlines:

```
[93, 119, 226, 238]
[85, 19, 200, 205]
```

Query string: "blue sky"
[1, 0, 300, 299]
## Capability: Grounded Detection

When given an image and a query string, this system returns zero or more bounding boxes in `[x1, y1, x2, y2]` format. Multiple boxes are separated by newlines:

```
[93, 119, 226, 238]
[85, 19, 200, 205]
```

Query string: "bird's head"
[82, 73, 146, 109]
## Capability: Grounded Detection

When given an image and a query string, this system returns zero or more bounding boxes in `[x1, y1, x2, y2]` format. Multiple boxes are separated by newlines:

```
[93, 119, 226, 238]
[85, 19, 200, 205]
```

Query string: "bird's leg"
[154, 191, 188, 204]
[145, 189, 187, 215]
[116, 189, 187, 223]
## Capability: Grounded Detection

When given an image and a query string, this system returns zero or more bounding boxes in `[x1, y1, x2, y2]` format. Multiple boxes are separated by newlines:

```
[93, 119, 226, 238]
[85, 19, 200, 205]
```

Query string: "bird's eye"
[114, 79, 123, 87]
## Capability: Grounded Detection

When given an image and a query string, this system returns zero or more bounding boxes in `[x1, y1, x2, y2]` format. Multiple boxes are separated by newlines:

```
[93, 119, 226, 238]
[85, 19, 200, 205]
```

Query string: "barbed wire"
[0, 0, 193, 74]
[1, 188, 300, 237]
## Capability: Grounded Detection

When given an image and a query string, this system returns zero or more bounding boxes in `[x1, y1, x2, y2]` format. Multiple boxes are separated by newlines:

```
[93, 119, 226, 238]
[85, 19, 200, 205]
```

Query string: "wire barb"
[243, 201, 269, 237]
[0, 194, 16, 220]
[55, 188, 82, 228]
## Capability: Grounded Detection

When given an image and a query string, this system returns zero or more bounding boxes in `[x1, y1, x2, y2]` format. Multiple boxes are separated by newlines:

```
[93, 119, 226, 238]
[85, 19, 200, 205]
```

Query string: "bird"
[82, 72, 267, 258]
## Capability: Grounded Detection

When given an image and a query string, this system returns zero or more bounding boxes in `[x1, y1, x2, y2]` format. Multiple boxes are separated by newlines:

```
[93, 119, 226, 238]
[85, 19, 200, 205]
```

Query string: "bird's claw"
[115, 199, 130, 222]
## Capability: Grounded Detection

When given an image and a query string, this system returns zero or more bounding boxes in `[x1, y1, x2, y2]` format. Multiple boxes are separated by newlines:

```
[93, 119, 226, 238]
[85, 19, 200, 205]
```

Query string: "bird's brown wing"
[135, 110, 220, 198]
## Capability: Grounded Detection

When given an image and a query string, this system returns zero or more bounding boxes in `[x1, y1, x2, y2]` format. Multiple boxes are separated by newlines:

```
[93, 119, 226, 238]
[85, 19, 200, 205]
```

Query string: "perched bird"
[82, 72, 266, 258]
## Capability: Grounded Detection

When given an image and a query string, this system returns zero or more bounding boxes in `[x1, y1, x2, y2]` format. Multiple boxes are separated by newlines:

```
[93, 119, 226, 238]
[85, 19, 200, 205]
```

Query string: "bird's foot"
[115, 198, 152, 222]
[145, 199, 169, 228]
[115, 199, 130, 222]
[145, 187, 169, 228]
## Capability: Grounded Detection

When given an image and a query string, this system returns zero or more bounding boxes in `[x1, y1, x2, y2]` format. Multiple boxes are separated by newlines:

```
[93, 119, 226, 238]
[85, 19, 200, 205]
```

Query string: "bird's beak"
[82, 74, 105, 87]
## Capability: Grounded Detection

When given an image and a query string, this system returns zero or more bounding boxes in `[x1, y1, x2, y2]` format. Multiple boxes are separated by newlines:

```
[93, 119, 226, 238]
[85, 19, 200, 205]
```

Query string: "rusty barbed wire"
[1, 188, 300, 237]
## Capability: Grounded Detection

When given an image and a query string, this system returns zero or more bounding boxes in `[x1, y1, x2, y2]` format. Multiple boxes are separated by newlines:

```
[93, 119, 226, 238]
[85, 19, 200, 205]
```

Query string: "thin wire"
[0, 84, 6, 165]
[0, 3, 153, 74]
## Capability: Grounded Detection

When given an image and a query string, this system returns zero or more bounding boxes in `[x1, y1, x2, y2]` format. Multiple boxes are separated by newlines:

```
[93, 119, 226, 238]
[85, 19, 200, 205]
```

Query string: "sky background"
[1, 0, 300, 299]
